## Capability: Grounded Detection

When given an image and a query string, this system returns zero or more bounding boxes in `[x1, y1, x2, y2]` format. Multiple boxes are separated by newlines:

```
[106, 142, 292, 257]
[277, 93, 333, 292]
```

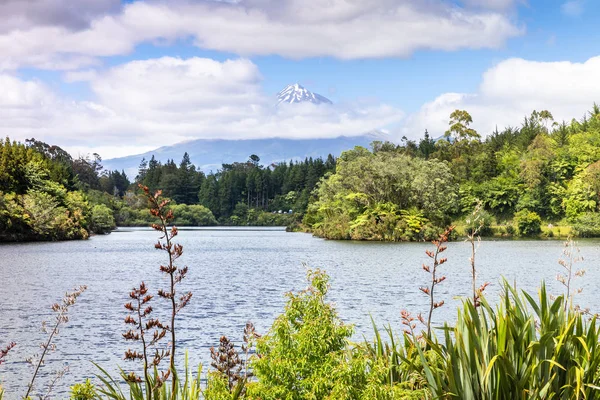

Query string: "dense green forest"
[304, 106, 600, 240]
[0, 138, 118, 241]
[3, 104, 600, 242]
[0, 137, 335, 241]
[135, 152, 336, 223]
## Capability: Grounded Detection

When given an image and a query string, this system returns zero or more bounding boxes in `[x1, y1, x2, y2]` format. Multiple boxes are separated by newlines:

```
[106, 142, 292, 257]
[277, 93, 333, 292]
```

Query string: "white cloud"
[63, 69, 98, 82]
[0, 57, 403, 158]
[561, 0, 585, 17]
[401, 55, 600, 139]
[6, 54, 600, 159]
[0, 0, 120, 33]
[0, 0, 522, 70]
[461, 0, 517, 10]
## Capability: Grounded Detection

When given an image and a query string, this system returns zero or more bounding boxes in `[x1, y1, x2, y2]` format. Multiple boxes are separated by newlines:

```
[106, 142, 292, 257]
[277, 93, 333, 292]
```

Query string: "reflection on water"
[1, 229, 599, 396]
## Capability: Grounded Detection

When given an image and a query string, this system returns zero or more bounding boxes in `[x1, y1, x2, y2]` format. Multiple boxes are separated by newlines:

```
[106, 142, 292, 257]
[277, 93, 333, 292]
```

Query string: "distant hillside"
[103, 134, 388, 177]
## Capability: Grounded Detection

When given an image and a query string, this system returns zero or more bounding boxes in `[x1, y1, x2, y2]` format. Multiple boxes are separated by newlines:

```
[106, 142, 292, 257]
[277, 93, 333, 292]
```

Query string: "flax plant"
[557, 238, 585, 312]
[97, 354, 203, 400]
[0, 342, 15, 366]
[465, 202, 489, 307]
[420, 227, 454, 337]
[123, 281, 169, 394]
[416, 283, 600, 399]
[209, 336, 244, 395]
[25, 285, 87, 399]
[241, 322, 259, 388]
[0, 342, 15, 400]
[140, 184, 192, 395]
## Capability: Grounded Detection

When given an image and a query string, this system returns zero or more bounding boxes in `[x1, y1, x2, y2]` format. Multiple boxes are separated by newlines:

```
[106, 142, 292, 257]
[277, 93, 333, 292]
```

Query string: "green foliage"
[295, 105, 600, 239]
[90, 204, 116, 234]
[419, 283, 600, 399]
[171, 204, 217, 226]
[248, 270, 354, 399]
[95, 357, 204, 400]
[247, 269, 431, 399]
[464, 206, 493, 237]
[514, 209, 542, 236]
[0, 138, 116, 241]
[70, 379, 98, 400]
[305, 147, 457, 241]
[196, 156, 335, 220]
[228, 202, 297, 226]
[571, 212, 600, 237]
[6, 104, 600, 240]
[444, 109, 480, 142]
[563, 174, 596, 220]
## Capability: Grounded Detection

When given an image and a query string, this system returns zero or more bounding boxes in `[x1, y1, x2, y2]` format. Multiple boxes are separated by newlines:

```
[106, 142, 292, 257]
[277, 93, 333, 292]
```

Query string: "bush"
[505, 224, 516, 236]
[247, 270, 426, 399]
[514, 209, 542, 236]
[571, 212, 600, 237]
[90, 204, 116, 234]
[171, 204, 217, 226]
[247, 270, 354, 399]
[70, 379, 97, 400]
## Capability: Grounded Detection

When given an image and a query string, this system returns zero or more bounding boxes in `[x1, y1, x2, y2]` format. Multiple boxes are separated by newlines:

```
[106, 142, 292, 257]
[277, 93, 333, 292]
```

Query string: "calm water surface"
[1, 228, 600, 397]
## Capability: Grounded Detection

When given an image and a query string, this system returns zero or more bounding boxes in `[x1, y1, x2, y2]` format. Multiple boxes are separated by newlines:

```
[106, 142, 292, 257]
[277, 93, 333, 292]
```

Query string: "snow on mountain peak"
[276, 83, 333, 105]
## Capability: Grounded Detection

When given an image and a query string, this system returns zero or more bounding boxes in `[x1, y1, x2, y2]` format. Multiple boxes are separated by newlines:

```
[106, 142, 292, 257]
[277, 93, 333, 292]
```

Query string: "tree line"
[305, 105, 600, 240]
[135, 152, 336, 222]
[0, 136, 337, 241]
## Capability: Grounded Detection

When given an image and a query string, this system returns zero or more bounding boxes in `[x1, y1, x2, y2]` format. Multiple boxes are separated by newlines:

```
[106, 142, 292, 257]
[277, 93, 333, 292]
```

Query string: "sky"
[1, 0, 599, 159]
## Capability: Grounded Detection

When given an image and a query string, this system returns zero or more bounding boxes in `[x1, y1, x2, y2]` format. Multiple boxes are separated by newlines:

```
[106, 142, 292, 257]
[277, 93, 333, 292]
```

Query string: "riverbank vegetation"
[304, 105, 600, 240]
[0, 137, 334, 241]
[1, 194, 597, 398]
[3, 104, 600, 242]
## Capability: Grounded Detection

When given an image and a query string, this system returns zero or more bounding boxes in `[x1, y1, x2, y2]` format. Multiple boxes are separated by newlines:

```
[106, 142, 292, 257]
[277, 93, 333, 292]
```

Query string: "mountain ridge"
[103, 134, 388, 177]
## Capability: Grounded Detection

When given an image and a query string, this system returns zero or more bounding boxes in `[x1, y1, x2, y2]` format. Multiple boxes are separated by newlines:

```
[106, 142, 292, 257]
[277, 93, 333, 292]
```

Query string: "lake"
[1, 228, 599, 397]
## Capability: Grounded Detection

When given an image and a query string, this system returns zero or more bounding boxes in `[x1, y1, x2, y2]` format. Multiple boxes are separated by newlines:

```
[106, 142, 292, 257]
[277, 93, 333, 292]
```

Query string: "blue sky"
[1, 0, 599, 157]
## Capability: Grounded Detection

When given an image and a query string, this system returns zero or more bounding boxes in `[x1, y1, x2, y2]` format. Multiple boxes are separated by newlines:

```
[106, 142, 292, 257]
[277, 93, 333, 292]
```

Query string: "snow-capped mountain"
[277, 83, 333, 105]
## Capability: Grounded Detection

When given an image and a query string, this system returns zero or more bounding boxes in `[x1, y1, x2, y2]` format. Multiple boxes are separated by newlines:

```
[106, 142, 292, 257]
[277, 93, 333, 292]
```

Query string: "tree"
[136, 158, 148, 182]
[444, 110, 481, 142]
[90, 204, 116, 234]
[72, 154, 102, 190]
[418, 130, 436, 159]
[249, 154, 260, 166]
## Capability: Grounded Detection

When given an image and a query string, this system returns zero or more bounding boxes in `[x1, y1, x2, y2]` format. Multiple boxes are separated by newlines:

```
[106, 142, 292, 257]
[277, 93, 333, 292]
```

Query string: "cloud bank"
[0, 57, 403, 158]
[0, 0, 522, 70]
[401, 56, 600, 139]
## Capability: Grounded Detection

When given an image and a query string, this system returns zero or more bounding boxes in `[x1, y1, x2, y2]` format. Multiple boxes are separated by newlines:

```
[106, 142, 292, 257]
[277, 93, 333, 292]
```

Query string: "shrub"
[247, 270, 354, 399]
[171, 204, 217, 226]
[571, 212, 600, 237]
[514, 209, 542, 236]
[247, 270, 426, 399]
[70, 379, 97, 400]
[90, 204, 116, 234]
[505, 224, 516, 236]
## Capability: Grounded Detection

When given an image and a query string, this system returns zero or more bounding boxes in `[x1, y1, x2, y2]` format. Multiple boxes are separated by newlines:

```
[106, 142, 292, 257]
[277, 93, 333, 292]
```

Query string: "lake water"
[1, 228, 599, 397]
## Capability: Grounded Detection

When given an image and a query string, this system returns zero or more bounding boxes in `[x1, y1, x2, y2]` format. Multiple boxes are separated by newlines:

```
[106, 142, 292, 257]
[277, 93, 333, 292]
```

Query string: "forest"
[2, 104, 600, 241]
[304, 105, 600, 240]
[0, 137, 335, 241]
